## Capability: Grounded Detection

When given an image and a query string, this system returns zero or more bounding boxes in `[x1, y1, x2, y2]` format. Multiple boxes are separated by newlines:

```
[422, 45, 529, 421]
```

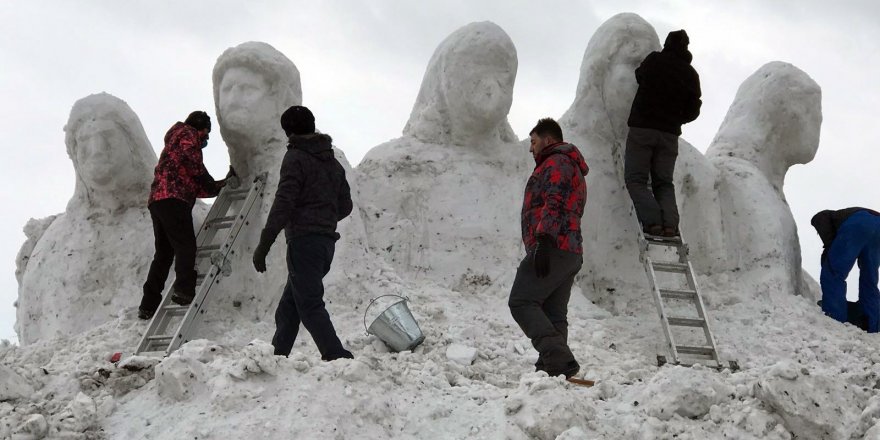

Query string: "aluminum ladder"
[135, 173, 267, 356]
[638, 232, 737, 370]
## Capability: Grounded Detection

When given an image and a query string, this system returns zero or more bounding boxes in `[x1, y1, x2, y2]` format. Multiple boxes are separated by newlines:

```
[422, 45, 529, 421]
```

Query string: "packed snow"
[4, 13, 879, 440]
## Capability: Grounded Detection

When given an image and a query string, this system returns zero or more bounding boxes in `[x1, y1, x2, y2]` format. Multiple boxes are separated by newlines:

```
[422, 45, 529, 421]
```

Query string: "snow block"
[69, 392, 97, 430]
[0, 365, 34, 401]
[638, 366, 733, 421]
[14, 413, 48, 438]
[446, 344, 478, 366]
[754, 366, 865, 440]
[155, 355, 207, 402]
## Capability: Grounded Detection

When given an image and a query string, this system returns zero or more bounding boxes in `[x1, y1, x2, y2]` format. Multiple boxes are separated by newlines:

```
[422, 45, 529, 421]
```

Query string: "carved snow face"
[442, 43, 515, 139]
[73, 119, 132, 190]
[604, 37, 656, 134]
[218, 66, 275, 134]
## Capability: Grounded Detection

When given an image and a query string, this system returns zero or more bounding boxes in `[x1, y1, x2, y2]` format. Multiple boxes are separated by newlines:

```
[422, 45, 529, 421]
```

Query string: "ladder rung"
[226, 188, 251, 200]
[196, 244, 221, 255]
[660, 288, 697, 300]
[147, 335, 174, 342]
[676, 345, 716, 356]
[206, 216, 237, 229]
[645, 236, 682, 246]
[652, 261, 689, 273]
[667, 316, 705, 327]
[163, 304, 190, 315]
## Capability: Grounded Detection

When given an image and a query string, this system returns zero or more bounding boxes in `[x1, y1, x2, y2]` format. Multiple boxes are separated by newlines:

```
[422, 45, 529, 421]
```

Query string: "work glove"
[225, 166, 241, 189]
[253, 237, 272, 273]
[533, 235, 555, 279]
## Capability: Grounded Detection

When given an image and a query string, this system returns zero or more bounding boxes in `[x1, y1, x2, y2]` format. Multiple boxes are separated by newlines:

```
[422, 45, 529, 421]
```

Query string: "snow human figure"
[811, 207, 880, 332]
[252, 106, 354, 360]
[139, 111, 233, 319]
[357, 21, 529, 288]
[558, 13, 668, 304]
[624, 29, 702, 238]
[15, 93, 158, 343]
[508, 118, 588, 379]
[707, 62, 821, 299]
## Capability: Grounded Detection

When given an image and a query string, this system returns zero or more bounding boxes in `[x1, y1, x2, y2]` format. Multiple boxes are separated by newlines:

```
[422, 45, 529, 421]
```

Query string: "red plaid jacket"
[149, 122, 219, 206]
[521, 142, 589, 254]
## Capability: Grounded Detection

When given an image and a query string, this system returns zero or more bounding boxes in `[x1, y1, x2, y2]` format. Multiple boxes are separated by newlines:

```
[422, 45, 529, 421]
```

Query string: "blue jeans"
[271, 234, 351, 359]
[820, 211, 880, 333]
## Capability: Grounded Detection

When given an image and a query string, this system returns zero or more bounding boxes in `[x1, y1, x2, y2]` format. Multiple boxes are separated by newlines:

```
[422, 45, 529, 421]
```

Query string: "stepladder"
[638, 232, 738, 370]
[136, 173, 268, 356]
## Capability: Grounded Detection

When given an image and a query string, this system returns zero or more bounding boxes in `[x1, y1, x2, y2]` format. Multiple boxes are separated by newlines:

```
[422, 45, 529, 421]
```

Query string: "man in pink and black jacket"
[509, 118, 589, 379]
[139, 111, 232, 320]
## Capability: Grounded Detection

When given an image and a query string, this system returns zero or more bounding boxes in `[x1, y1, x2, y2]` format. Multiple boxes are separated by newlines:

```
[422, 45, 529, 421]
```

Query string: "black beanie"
[280, 105, 315, 136]
[185, 111, 211, 132]
[664, 30, 689, 51]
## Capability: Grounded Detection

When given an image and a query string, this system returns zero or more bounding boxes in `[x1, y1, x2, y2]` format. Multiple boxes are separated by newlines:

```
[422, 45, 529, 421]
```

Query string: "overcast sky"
[1, 1, 878, 343]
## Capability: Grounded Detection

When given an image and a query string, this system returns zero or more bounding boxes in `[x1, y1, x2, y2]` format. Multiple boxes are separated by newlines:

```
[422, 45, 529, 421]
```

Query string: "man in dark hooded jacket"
[624, 29, 702, 238]
[509, 118, 589, 379]
[812, 207, 880, 332]
[253, 105, 354, 360]
[140, 111, 233, 319]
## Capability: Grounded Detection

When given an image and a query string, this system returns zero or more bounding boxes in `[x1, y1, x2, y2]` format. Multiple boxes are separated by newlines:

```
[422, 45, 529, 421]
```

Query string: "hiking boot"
[661, 226, 680, 238]
[545, 360, 580, 379]
[137, 307, 156, 320]
[170, 289, 194, 306]
[643, 224, 663, 237]
[323, 349, 354, 362]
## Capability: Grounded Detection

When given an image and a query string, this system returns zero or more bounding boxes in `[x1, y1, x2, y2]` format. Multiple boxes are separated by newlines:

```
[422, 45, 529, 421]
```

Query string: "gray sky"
[1, 1, 878, 343]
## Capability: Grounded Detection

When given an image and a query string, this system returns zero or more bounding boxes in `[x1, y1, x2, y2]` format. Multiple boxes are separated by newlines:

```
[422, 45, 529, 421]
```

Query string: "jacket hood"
[289, 133, 334, 161]
[663, 30, 692, 63]
[537, 142, 589, 176]
[165, 121, 206, 148]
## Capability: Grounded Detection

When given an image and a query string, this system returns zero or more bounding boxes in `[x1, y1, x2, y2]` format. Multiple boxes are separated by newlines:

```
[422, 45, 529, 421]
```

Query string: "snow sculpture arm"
[15, 215, 58, 284]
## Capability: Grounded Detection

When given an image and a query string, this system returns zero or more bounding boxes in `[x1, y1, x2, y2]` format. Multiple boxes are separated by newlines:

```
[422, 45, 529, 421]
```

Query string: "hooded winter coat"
[627, 30, 702, 135]
[260, 133, 353, 244]
[149, 122, 220, 206]
[521, 142, 589, 254]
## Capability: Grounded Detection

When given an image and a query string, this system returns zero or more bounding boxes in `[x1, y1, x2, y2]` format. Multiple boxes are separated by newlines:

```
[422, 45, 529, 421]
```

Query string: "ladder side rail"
[642, 241, 681, 365]
[195, 191, 235, 249]
[214, 174, 266, 262]
[682, 259, 721, 364]
[165, 264, 223, 354]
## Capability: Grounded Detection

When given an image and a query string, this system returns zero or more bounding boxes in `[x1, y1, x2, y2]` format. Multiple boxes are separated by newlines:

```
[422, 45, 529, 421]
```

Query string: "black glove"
[533, 235, 554, 278]
[253, 238, 272, 273]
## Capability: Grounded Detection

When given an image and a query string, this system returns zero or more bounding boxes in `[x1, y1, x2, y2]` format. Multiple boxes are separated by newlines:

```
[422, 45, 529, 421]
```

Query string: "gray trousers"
[508, 247, 583, 375]
[624, 126, 680, 229]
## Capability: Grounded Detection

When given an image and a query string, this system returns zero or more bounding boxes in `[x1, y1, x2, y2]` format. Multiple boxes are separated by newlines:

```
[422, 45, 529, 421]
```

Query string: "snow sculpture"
[706, 62, 821, 298]
[557, 13, 662, 305]
[208, 42, 371, 332]
[15, 93, 157, 344]
[358, 21, 530, 289]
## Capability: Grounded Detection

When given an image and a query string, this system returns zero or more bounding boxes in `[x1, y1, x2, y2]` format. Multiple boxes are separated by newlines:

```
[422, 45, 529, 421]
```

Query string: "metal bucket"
[363, 295, 425, 352]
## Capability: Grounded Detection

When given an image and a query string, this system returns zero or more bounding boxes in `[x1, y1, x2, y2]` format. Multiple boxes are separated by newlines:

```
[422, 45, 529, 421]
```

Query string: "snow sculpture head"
[63, 93, 156, 212]
[560, 13, 659, 141]
[708, 62, 822, 185]
[213, 41, 302, 175]
[403, 21, 518, 146]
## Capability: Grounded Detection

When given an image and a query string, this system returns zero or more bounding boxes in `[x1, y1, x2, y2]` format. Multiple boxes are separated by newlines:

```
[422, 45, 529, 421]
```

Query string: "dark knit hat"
[664, 30, 689, 51]
[280, 105, 315, 136]
[185, 110, 211, 132]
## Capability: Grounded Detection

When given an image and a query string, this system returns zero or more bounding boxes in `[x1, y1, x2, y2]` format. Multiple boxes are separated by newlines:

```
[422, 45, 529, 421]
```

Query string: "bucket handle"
[363, 294, 408, 334]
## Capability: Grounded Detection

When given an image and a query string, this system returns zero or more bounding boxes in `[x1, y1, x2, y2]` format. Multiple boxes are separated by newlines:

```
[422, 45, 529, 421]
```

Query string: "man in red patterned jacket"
[139, 111, 233, 320]
[508, 118, 589, 379]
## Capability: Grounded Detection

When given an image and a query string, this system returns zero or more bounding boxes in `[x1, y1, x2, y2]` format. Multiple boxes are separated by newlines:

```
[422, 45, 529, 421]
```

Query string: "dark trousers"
[624, 126, 680, 229]
[272, 234, 350, 359]
[508, 247, 583, 375]
[820, 211, 880, 333]
[141, 198, 197, 311]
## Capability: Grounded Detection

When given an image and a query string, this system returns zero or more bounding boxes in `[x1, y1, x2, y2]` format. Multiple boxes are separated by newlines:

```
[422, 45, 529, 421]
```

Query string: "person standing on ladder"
[140, 111, 234, 320]
[508, 118, 589, 379]
[812, 207, 880, 333]
[624, 30, 702, 238]
[252, 105, 354, 361]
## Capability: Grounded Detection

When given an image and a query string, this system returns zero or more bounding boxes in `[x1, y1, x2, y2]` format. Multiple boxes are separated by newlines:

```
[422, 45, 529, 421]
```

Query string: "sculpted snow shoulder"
[15, 93, 157, 343]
